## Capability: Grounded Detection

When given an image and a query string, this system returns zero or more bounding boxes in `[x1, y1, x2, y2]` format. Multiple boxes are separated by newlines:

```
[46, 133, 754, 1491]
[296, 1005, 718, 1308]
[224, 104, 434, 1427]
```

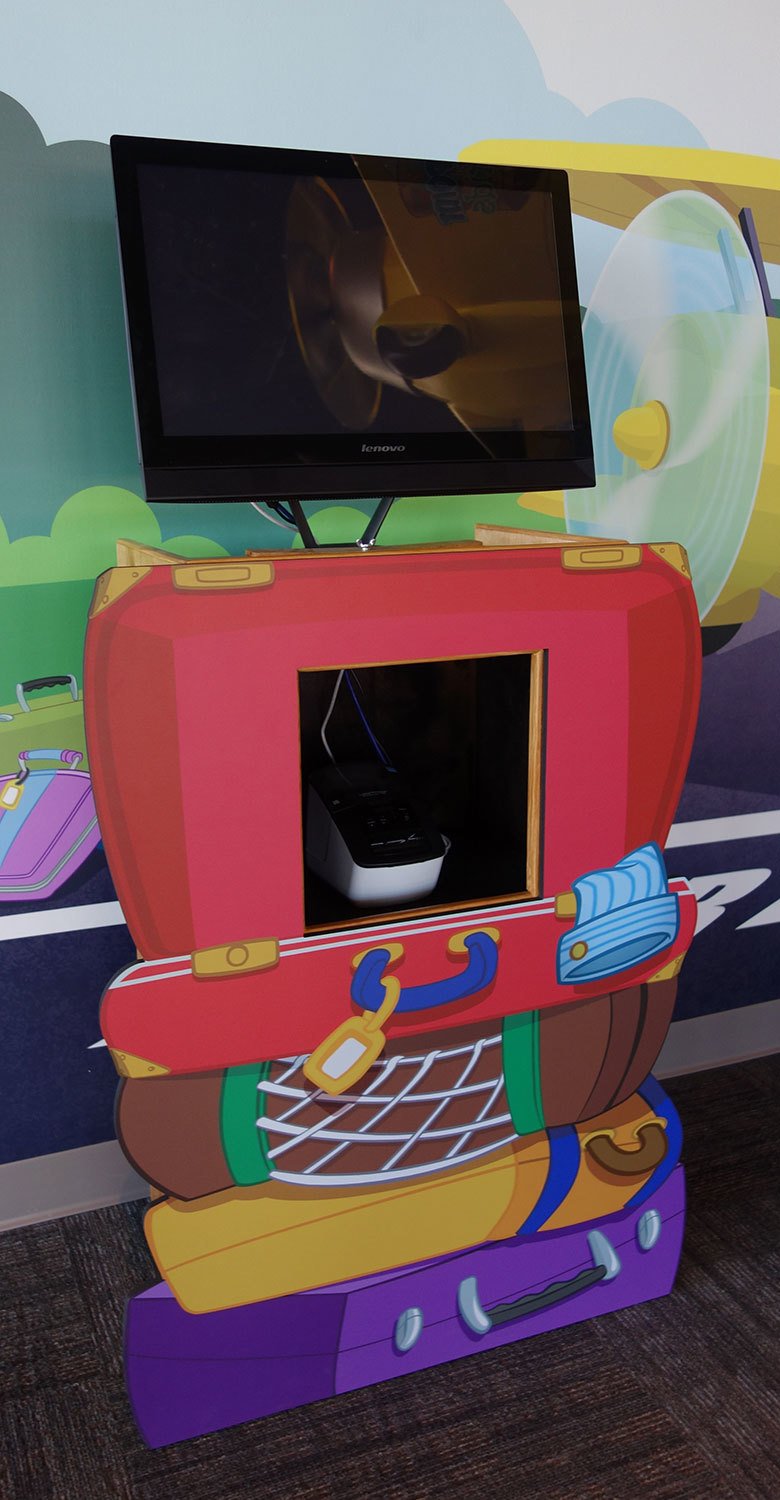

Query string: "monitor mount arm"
[278, 496, 396, 551]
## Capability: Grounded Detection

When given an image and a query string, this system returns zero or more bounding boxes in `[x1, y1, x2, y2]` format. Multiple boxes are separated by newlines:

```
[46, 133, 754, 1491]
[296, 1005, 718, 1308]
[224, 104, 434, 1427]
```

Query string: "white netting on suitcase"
[256, 1032, 516, 1188]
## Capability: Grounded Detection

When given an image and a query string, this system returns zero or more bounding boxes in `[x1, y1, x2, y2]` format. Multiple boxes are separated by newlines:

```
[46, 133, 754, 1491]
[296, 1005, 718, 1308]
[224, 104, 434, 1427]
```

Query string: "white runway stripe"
[4, 810, 780, 946]
[0, 900, 126, 942]
[666, 810, 780, 849]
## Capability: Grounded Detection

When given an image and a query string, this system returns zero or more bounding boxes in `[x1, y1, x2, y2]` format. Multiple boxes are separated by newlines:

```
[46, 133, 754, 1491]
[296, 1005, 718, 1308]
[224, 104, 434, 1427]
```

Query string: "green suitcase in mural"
[0, 676, 88, 777]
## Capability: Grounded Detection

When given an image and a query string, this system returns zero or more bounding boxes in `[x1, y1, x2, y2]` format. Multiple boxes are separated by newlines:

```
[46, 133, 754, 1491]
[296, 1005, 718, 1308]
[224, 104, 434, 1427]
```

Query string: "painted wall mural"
[2, 0, 778, 1452]
[0, 4, 778, 1195]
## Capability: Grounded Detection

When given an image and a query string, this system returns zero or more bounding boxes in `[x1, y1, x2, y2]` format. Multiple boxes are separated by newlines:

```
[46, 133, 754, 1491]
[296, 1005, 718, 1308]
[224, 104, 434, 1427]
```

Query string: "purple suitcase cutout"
[0, 749, 100, 901]
[125, 1167, 685, 1448]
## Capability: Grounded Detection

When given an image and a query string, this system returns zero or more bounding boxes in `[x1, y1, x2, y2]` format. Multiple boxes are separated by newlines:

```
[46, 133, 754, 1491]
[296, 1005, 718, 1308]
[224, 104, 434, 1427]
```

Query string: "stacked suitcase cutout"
[85, 534, 701, 1447]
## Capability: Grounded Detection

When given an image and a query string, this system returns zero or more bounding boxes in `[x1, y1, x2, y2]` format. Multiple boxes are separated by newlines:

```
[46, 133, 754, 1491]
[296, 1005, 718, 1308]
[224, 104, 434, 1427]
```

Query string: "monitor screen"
[111, 136, 594, 501]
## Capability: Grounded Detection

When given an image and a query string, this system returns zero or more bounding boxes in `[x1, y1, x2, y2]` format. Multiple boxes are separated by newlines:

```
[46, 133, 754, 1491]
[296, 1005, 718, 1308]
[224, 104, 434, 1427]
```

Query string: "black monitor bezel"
[110, 134, 594, 502]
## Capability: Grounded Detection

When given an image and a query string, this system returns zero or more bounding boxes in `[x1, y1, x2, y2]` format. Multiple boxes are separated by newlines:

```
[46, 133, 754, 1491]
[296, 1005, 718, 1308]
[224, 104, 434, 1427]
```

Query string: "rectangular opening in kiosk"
[299, 651, 544, 932]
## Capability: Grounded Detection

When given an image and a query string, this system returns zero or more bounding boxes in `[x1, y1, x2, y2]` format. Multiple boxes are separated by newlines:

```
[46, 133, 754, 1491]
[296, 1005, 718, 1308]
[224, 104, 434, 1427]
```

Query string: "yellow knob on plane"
[613, 400, 670, 471]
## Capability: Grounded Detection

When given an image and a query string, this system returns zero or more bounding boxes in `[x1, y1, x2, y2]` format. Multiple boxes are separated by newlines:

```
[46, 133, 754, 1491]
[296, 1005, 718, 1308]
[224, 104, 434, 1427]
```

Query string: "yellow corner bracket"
[647, 952, 686, 984]
[109, 1049, 170, 1079]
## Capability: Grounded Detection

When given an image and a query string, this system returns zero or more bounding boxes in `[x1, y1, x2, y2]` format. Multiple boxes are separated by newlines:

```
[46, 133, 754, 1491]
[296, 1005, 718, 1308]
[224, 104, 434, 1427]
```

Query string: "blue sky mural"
[2, 1, 708, 158]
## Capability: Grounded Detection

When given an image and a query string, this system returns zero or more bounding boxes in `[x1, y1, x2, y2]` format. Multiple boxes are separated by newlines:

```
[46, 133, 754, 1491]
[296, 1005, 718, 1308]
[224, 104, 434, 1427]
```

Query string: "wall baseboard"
[2, 1002, 779, 1234]
[0, 1140, 146, 1232]
[654, 997, 780, 1078]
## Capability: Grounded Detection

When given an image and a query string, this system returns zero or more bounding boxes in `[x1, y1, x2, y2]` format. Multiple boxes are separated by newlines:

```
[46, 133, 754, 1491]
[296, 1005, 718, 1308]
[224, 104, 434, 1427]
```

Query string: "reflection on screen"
[138, 158, 574, 444]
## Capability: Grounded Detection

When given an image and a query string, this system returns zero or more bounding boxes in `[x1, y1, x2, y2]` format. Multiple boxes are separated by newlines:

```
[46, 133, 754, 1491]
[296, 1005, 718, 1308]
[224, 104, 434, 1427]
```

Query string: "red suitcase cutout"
[85, 542, 700, 1076]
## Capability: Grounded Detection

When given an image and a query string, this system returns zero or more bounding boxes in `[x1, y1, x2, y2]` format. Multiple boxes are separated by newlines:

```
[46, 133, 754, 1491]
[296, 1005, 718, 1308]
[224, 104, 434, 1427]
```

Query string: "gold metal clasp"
[192, 938, 279, 979]
[561, 545, 643, 572]
[172, 561, 275, 592]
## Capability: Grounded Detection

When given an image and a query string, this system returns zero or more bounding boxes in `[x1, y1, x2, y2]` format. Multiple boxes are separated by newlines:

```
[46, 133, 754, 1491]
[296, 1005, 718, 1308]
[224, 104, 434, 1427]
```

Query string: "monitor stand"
[277, 496, 396, 551]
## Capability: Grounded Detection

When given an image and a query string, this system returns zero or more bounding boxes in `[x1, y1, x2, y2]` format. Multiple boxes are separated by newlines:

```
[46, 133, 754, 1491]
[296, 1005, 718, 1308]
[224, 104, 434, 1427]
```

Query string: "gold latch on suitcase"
[561, 545, 643, 572]
[192, 938, 280, 979]
[172, 561, 275, 592]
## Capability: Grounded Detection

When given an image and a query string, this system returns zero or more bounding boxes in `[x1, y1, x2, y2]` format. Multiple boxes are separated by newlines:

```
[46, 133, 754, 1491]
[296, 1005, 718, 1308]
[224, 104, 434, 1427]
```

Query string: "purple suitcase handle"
[458, 1227, 622, 1334]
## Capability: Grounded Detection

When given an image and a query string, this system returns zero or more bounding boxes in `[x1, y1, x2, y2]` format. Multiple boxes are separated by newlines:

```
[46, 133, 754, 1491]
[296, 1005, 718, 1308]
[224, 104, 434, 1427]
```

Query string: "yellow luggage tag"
[303, 977, 401, 1097]
[1, 780, 24, 812]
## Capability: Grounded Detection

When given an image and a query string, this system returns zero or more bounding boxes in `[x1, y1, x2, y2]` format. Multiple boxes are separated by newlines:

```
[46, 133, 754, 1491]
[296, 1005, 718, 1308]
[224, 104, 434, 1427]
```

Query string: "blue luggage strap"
[516, 1076, 681, 1233]
[625, 1075, 682, 1210]
[518, 1125, 581, 1234]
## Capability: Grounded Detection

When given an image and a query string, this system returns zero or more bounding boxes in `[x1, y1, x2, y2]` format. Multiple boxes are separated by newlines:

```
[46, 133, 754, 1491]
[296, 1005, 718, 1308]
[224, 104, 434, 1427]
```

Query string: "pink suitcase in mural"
[0, 748, 100, 902]
[83, 540, 701, 1077]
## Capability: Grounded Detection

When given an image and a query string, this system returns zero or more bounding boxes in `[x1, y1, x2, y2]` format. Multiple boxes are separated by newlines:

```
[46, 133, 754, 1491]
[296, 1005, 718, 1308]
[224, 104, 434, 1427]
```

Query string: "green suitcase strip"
[501, 1010, 546, 1137]
[220, 1061, 275, 1187]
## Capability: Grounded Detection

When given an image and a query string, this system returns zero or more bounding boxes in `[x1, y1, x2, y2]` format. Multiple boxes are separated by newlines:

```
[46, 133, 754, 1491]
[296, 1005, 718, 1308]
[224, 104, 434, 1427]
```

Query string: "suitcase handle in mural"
[584, 1122, 667, 1176]
[350, 927, 500, 1016]
[18, 748, 83, 764]
[2, 749, 85, 811]
[458, 1228, 622, 1335]
[16, 675, 78, 711]
[16, 748, 83, 776]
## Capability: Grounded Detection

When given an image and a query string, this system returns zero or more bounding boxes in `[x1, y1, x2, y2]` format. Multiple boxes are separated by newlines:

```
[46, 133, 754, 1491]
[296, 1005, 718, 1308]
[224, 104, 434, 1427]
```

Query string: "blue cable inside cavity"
[344, 671, 396, 772]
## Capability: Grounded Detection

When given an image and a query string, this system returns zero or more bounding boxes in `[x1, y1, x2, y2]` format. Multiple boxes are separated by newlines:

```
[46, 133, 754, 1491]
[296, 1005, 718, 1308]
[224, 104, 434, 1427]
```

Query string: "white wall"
[508, 0, 780, 158]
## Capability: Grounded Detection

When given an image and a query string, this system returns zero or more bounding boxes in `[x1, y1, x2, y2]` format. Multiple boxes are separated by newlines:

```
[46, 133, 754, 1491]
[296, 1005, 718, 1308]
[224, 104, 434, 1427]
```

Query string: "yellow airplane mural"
[460, 141, 780, 636]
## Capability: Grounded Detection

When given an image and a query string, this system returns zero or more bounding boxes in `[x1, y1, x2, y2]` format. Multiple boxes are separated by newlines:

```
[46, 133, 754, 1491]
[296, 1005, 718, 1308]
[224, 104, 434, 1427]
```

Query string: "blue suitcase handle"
[15, 748, 83, 783]
[351, 928, 500, 1016]
[18, 748, 82, 764]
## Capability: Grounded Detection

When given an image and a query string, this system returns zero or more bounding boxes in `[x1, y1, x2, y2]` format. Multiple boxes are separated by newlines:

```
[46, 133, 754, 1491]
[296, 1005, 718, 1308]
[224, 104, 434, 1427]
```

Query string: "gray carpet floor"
[1, 1055, 779, 1500]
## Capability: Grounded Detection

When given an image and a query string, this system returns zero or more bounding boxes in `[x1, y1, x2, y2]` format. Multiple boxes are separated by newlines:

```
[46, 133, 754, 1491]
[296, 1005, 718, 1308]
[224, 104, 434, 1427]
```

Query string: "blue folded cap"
[557, 842, 679, 986]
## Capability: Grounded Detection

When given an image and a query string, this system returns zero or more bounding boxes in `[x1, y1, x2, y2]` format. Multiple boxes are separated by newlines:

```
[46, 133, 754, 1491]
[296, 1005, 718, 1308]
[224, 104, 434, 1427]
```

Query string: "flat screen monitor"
[111, 135, 594, 503]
